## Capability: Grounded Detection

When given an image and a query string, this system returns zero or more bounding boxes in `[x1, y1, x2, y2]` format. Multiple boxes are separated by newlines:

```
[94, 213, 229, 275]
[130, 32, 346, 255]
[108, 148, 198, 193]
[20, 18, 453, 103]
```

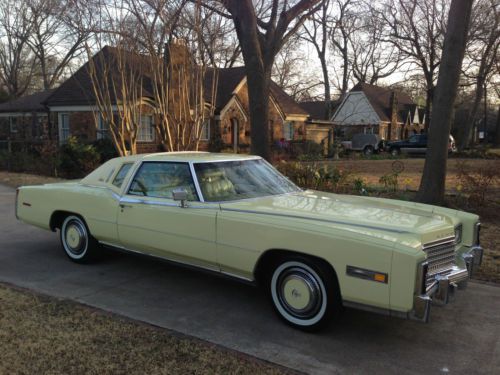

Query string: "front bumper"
[411, 245, 484, 322]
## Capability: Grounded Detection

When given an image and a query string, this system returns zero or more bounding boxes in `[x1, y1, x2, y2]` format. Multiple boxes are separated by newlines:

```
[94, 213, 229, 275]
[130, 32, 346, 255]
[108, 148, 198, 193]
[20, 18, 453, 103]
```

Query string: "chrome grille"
[423, 237, 456, 287]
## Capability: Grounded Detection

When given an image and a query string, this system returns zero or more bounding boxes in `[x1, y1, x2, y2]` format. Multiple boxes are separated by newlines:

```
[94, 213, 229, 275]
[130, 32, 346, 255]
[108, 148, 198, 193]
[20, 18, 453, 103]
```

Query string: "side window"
[128, 162, 198, 201]
[409, 135, 417, 143]
[112, 163, 133, 188]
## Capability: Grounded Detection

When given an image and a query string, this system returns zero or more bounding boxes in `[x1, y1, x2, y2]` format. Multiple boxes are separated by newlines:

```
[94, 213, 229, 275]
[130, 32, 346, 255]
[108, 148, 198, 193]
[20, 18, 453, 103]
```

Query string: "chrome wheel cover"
[62, 216, 88, 259]
[271, 261, 327, 326]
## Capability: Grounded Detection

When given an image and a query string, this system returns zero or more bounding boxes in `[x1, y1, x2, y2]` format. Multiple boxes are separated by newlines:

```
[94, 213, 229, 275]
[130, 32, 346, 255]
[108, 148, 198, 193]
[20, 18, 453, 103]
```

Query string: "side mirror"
[172, 188, 188, 208]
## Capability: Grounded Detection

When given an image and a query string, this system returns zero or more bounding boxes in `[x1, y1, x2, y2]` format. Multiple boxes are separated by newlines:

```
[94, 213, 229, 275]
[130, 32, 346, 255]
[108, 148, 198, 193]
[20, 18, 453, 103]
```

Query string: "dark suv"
[387, 134, 457, 156]
[387, 134, 427, 156]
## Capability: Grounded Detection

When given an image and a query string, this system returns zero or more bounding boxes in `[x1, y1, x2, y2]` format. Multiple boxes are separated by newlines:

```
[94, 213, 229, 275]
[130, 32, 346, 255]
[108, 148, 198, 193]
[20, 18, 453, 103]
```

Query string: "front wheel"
[269, 257, 340, 331]
[60, 215, 99, 263]
[390, 147, 400, 156]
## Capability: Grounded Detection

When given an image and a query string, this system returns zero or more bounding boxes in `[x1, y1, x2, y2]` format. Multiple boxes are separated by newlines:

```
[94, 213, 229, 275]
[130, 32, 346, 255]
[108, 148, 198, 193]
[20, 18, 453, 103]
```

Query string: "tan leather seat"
[199, 170, 236, 201]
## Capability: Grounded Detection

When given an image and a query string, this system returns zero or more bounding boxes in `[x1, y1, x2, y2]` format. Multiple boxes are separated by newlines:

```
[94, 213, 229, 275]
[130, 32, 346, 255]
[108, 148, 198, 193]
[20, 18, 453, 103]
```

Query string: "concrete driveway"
[1, 184, 499, 375]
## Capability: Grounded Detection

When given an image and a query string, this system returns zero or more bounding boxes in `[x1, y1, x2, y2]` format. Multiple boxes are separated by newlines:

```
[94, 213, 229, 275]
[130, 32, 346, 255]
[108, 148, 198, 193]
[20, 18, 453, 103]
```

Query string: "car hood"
[219, 190, 455, 245]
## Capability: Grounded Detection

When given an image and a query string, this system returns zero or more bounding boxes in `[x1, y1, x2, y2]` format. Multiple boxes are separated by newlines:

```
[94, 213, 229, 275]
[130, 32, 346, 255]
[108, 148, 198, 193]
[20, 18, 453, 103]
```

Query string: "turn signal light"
[374, 273, 387, 283]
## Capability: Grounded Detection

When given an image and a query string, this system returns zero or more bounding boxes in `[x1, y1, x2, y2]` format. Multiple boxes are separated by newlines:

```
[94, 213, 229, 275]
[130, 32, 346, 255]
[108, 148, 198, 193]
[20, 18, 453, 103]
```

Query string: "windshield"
[194, 159, 300, 202]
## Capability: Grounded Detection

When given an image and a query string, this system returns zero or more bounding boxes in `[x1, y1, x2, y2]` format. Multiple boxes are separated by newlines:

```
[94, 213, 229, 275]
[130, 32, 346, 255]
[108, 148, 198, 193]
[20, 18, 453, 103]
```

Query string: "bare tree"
[0, 0, 36, 98]
[417, 0, 473, 205]
[349, 10, 401, 85]
[329, 0, 359, 98]
[199, 0, 323, 160]
[301, 0, 333, 110]
[375, 0, 449, 130]
[124, 0, 219, 151]
[459, 0, 499, 149]
[86, 44, 146, 156]
[23, 0, 90, 90]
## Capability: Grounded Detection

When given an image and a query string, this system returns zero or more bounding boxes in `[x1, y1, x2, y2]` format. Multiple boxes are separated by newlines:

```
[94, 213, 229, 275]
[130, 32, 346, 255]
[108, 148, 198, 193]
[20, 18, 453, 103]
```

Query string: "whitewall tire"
[60, 215, 98, 263]
[269, 258, 339, 330]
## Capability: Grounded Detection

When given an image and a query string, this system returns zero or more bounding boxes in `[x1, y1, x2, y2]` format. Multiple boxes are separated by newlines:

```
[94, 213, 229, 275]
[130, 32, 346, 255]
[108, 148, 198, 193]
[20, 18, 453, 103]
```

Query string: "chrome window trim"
[189, 161, 205, 203]
[192, 156, 262, 164]
[191, 158, 302, 204]
[125, 160, 201, 202]
[111, 162, 134, 188]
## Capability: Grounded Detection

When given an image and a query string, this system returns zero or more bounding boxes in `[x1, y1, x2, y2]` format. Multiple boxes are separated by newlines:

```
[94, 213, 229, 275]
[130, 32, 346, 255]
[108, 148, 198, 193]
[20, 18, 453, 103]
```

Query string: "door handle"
[119, 204, 133, 209]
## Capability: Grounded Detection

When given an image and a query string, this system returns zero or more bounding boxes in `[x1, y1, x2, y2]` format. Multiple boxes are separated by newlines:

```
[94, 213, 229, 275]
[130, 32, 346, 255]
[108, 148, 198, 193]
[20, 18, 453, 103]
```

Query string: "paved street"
[1, 184, 499, 375]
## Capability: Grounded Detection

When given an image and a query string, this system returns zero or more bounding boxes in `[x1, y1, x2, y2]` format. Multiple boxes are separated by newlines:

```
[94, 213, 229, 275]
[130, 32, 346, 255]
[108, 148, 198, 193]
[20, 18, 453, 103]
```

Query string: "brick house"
[331, 82, 425, 141]
[0, 45, 310, 154]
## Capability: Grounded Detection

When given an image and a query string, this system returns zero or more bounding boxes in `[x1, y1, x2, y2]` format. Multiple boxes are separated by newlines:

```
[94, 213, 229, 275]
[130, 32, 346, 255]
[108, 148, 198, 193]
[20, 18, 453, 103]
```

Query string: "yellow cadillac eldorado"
[15, 152, 483, 330]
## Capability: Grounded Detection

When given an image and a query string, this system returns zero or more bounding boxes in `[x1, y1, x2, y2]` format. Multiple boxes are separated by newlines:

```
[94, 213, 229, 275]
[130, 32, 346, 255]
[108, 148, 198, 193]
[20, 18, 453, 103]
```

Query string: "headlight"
[454, 224, 462, 244]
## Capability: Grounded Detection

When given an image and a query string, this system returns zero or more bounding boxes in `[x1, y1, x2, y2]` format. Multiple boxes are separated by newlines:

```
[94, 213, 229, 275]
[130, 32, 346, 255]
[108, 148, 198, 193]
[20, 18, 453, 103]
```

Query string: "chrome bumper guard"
[411, 245, 484, 323]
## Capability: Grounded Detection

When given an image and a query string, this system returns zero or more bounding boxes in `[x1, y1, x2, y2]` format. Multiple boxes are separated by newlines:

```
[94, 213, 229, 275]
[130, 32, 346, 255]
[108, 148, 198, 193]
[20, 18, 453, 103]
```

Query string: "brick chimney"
[389, 91, 399, 140]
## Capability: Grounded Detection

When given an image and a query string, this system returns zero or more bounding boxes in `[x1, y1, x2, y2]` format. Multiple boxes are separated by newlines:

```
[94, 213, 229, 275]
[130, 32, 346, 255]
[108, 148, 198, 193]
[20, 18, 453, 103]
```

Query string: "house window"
[138, 115, 154, 142]
[200, 119, 210, 141]
[97, 115, 109, 140]
[9, 117, 17, 133]
[59, 113, 70, 142]
[284, 121, 294, 141]
[364, 127, 374, 134]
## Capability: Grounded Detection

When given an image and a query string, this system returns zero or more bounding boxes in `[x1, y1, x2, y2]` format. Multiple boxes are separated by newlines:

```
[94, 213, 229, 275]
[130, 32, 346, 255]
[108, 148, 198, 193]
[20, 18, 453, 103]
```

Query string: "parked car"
[387, 134, 457, 156]
[341, 133, 383, 156]
[16, 152, 483, 330]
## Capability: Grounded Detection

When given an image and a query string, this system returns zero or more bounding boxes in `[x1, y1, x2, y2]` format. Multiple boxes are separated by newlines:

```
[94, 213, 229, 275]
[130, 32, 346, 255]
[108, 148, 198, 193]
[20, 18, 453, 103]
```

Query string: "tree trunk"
[244, 61, 272, 160]
[319, 53, 332, 118]
[424, 86, 433, 131]
[494, 105, 500, 146]
[460, 73, 486, 149]
[416, 0, 473, 205]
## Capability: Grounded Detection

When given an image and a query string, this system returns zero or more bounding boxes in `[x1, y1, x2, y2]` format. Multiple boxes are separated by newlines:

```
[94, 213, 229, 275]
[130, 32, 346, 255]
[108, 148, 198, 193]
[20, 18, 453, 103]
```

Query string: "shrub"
[92, 138, 118, 163]
[277, 161, 353, 193]
[59, 137, 100, 179]
[456, 160, 499, 206]
[379, 172, 399, 192]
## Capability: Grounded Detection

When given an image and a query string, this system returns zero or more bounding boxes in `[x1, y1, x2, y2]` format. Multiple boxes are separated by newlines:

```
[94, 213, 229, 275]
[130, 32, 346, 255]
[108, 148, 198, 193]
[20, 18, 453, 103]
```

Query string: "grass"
[317, 158, 499, 192]
[0, 171, 64, 188]
[0, 283, 291, 375]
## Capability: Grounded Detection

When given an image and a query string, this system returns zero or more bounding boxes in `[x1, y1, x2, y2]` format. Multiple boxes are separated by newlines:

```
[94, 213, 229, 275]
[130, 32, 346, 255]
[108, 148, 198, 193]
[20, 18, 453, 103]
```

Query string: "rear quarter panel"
[17, 183, 120, 243]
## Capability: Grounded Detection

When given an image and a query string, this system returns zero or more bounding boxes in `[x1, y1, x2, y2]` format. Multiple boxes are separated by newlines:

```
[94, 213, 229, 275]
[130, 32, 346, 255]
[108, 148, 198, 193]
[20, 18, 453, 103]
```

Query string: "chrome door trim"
[99, 240, 254, 283]
[118, 196, 219, 209]
[220, 207, 410, 234]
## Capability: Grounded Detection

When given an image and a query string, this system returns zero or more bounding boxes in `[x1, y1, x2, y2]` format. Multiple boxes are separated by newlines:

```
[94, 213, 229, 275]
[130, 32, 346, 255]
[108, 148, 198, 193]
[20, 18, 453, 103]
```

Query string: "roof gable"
[351, 82, 415, 122]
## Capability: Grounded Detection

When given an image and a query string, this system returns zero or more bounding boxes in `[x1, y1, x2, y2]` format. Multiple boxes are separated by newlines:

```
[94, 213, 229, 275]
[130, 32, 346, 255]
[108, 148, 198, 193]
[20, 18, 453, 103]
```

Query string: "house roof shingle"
[351, 82, 415, 122]
[5, 46, 306, 119]
[46, 46, 155, 107]
[300, 100, 340, 120]
[0, 89, 55, 113]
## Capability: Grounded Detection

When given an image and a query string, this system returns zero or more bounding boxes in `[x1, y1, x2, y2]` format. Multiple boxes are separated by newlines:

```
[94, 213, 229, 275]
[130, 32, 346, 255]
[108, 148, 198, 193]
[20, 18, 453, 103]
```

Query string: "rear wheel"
[268, 257, 340, 331]
[60, 215, 99, 263]
[363, 146, 374, 156]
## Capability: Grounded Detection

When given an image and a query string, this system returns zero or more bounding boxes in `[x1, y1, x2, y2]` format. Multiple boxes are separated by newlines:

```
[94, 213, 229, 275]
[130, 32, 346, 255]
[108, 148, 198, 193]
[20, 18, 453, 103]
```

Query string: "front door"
[117, 161, 218, 270]
[231, 118, 239, 153]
